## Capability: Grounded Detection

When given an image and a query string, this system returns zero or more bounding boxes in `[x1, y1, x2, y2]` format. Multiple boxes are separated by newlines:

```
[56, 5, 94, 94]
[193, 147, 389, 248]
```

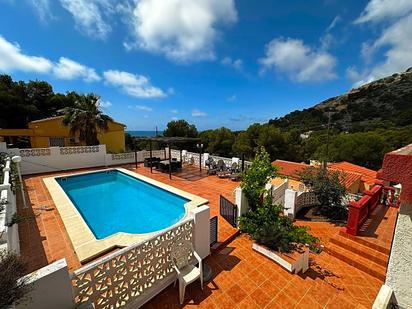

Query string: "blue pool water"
[57, 170, 188, 239]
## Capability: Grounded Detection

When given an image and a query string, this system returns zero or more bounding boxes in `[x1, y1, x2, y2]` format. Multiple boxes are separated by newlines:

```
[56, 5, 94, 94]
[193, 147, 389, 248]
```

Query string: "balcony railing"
[344, 184, 399, 236]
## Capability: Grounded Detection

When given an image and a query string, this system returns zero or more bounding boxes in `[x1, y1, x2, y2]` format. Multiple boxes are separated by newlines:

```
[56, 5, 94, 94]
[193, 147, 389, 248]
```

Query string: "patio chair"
[171, 239, 203, 304]
[207, 161, 218, 175]
[205, 157, 214, 168]
[216, 160, 230, 178]
[229, 163, 242, 181]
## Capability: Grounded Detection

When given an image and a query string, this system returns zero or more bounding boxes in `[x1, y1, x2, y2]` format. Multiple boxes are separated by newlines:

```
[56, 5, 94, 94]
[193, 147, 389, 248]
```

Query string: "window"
[49, 137, 65, 147]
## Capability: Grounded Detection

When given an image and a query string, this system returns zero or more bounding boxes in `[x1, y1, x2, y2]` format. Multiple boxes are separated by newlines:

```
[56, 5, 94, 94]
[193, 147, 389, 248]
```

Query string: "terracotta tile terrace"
[16, 163, 398, 308]
[17, 164, 240, 273]
[144, 234, 384, 309]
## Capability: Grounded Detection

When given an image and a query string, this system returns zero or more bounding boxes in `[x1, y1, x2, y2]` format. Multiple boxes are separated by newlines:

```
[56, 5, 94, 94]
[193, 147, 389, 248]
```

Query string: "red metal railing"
[343, 184, 399, 236]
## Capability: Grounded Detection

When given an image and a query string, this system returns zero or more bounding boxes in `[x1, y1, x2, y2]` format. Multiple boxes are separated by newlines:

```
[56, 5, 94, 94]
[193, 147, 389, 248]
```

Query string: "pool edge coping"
[43, 167, 209, 263]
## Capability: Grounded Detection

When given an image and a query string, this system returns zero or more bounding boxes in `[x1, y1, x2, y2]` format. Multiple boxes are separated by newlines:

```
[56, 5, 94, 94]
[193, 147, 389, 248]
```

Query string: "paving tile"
[16, 164, 391, 308]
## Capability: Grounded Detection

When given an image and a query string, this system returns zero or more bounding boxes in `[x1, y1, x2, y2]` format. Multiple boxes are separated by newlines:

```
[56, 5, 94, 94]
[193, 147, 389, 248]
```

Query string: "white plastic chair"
[170, 239, 203, 304]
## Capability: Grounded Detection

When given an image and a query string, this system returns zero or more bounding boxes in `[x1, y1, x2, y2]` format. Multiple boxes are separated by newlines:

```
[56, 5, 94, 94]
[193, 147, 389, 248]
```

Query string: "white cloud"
[0, 35, 102, 83]
[136, 105, 152, 112]
[0, 35, 53, 73]
[350, 1, 412, 86]
[27, 0, 54, 23]
[53, 57, 100, 82]
[192, 109, 207, 117]
[127, 105, 153, 112]
[104, 70, 166, 98]
[259, 38, 337, 82]
[171, 116, 178, 120]
[326, 15, 341, 32]
[227, 94, 236, 102]
[221, 57, 243, 70]
[355, 0, 412, 24]
[99, 100, 112, 108]
[60, 0, 112, 40]
[125, 0, 237, 62]
[171, 109, 178, 114]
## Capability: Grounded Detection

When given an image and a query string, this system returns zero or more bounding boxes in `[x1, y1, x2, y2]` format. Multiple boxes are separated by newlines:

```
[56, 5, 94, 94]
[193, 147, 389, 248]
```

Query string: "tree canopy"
[60, 93, 112, 146]
[0, 75, 76, 128]
[163, 119, 198, 138]
[2, 74, 411, 169]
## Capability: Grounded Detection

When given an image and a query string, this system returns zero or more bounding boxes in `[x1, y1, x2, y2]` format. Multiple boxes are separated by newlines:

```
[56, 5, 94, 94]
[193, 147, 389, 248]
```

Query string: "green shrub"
[240, 147, 277, 210]
[0, 251, 30, 307]
[238, 196, 318, 252]
[299, 167, 347, 220]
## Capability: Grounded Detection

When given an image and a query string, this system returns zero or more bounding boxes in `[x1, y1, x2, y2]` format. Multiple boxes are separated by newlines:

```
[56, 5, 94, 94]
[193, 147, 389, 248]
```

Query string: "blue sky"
[0, 0, 411, 131]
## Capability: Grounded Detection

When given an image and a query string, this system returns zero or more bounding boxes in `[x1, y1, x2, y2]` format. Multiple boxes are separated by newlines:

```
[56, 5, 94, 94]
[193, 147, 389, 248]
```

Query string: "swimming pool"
[45, 168, 208, 262]
[56, 170, 188, 239]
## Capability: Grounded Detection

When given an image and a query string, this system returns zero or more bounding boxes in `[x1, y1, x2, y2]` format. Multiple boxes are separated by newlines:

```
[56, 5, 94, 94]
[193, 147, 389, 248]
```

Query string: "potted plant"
[238, 147, 319, 273]
[239, 195, 318, 273]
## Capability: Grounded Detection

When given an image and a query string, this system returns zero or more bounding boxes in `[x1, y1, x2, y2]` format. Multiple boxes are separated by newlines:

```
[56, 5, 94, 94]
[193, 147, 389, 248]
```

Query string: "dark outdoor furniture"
[158, 160, 182, 173]
[134, 136, 202, 179]
[144, 157, 161, 168]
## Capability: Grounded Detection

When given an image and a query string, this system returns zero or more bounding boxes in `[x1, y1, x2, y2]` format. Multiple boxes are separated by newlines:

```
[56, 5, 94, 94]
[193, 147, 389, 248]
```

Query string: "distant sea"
[127, 131, 160, 137]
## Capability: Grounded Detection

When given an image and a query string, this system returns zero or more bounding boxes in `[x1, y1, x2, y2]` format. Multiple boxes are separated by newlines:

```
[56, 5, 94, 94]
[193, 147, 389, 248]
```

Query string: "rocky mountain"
[269, 68, 412, 132]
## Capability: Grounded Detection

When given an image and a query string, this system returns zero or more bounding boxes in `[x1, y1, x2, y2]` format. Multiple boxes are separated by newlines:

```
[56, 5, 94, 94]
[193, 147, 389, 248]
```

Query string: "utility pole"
[324, 111, 331, 169]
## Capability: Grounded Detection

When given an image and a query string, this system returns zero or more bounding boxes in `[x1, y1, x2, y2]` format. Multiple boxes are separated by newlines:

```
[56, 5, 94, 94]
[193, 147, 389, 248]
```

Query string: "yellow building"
[0, 116, 126, 153]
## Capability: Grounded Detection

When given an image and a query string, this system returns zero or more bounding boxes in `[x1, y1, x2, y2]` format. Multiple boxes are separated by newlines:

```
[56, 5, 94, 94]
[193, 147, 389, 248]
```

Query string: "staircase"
[325, 230, 389, 281]
[324, 204, 398, 281]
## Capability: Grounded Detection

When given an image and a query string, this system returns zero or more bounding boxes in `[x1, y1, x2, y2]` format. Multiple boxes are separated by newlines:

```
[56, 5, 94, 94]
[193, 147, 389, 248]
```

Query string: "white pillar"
[284, 189, 298, 219]
[16, 259, 75, 309]
[0, 142, 7, 152]
[202, 153, 209, 166]
[190, 205, 210, 259]
[235, 187, 249, 218]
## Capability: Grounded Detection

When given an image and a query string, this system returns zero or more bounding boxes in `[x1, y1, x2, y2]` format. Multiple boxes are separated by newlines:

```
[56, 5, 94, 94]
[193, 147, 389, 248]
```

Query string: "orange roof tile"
[329, 161, 378, 185]
[272, 160, 310, 179]
[329, 168, 362, 189]
[272, 159, 362, 189]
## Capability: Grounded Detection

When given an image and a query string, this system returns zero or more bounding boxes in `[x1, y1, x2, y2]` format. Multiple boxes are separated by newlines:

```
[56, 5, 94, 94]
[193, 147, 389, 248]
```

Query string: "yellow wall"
[0, 116, 127, 153]
[97, 121, 125, 153]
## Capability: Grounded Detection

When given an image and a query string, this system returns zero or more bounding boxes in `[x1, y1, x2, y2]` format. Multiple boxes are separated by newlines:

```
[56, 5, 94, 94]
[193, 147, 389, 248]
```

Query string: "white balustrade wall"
[284, 189, 319, 219]
[71, 218, 195, 308]
[15, 205, 211, 308]
[0, 142, 169, 175]
[0, 157, 20, 253]
[170, 148, 252, 169]
[270, 179, 289, 206]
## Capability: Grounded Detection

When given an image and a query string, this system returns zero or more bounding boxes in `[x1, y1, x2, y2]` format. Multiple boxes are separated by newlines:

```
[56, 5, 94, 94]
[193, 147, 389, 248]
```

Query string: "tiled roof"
[329, 161, 378, 185]
[272, 159, 362, 189]
[29, 115, 126, 127]
[272, 160, 310, 179]
[330, 168, 362, 189]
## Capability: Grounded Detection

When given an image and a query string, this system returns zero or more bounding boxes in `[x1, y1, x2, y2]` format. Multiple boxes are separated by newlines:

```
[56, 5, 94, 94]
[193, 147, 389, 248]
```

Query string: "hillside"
[269, 67, 412, 132]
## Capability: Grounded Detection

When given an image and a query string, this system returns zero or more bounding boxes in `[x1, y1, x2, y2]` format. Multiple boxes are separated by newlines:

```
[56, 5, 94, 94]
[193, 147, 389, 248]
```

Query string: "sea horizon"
[126, 130, 161, 137]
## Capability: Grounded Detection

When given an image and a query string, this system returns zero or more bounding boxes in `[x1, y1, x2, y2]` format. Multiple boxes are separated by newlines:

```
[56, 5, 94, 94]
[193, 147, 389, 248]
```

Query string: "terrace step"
[338, 230, 390, 255]
[329, 234, 389, 267]
[325, 243, 387, 281]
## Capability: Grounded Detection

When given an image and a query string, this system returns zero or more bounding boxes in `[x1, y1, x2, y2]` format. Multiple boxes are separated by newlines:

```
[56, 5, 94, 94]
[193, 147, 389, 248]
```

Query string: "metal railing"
[219, 195, 238, 228]
[210, 216, 218, 246]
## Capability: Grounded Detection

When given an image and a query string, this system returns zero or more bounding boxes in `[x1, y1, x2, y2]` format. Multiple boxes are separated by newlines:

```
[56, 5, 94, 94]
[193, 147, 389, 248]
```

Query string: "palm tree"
[60, 93, 112, 146]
